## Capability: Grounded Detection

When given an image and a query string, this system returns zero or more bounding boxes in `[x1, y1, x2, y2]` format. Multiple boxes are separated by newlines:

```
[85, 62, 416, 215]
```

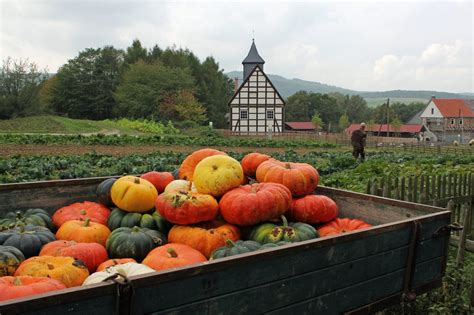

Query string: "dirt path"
[0, 144, 331, 157]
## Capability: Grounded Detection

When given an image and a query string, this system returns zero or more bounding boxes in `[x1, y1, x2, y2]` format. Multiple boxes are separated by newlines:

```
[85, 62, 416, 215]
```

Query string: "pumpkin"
[141, 171, 174, 193]
[96, 258, 137, 272]
[193, 155, 244, 197]
[179, 148, 227, 181]
[111, 176, 158, 213]
[142, 243, 207, 271]
[164, 179, 197, 193]
[168, 221, 240, 258]
[249, 216, 318, 244]
[56, 219, 111, 247]
[210, 240, 262, 260]
[107, 208, 171, 234]
[219, 183, 292, 226]
[0, 276, 66, 301]
[14, 256, 89, 288]
[318, 218, 372, 237]
[83, 262, 156, 285]
[288, 195, 338, 224]
[96, 178, 117, 207]
[52, 201, 111, 228]
[241, 153, 272, 178]
[0, 208, 54, 231]
[260, 241, 292, 249]
[0, 245, 25, 276]
[0, 225, 56, 258]
[256, 160, 320, 196]
[155, 190, 218, 225]
[106, 226, 167, 262]
[39, 240, 108, 273]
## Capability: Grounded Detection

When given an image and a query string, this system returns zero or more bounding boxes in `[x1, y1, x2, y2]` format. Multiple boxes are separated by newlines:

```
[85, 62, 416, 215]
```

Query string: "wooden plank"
[408, 176, 414, 202]
[400, 177, 406, 201]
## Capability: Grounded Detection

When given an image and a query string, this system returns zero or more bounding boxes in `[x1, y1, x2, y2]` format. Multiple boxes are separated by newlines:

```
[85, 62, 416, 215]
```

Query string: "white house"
[228, 40, 285, 135]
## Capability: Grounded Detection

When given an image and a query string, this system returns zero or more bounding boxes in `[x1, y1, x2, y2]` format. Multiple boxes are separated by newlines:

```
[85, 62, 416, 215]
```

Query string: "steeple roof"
[242, 40, 265, 64]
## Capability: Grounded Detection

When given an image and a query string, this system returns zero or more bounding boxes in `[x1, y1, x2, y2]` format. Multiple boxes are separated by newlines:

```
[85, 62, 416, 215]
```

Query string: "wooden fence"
[367, 173, 474, 250]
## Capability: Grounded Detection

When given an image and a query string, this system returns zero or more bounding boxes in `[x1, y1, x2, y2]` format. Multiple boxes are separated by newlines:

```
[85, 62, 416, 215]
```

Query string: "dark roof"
[242, 40, 265, 64]
[285, 122, 316, 130]
[407, 110, 423, 124]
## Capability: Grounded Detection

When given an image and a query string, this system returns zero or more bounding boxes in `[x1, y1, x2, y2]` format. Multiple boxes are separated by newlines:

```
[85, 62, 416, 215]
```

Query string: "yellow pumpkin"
[111, 176, 158, 213]
[193, 155, 244, 197]
[164, 180, 197, 193]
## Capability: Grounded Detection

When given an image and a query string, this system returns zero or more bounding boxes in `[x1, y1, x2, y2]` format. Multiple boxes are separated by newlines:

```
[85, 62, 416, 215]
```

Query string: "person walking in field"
[351, 122, 367, 162]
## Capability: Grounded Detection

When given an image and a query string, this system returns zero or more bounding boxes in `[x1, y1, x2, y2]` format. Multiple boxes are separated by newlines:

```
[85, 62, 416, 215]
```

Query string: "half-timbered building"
[228, 40, 285, 135]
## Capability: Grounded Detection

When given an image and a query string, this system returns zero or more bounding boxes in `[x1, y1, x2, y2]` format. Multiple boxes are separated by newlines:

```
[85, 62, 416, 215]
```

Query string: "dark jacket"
[351, 129, 367, 148]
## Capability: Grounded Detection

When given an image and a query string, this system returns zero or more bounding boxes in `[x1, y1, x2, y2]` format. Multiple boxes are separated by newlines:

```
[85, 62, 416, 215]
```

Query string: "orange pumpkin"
[52, 201, 111, 228]
[155, 190, 219, 225]
[111, 176, 158, 213]
[39, 240, 108, 273]
[96, 258, 137, 272]
[288, 195, 338, 224]
[56, 219, 111, 247]
[318, 218, 372, 237]
[14, 256, 89, 288]
[142, 243, 207, 271]
[179, 148, 227, 181]
[168, 221, 240, 258]
[256, 160, 319, 196]
[219, 183, 292, 226]
[241, 153, 272, 178]
[141, 171, 174, 193]
[0, 276, 66, 301]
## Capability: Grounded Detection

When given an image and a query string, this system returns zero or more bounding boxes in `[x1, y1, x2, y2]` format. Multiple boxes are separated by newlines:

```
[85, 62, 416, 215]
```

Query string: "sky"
[1, 0, 473, 93]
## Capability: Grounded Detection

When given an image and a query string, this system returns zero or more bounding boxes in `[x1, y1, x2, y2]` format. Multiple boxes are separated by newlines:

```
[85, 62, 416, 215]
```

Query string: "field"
[0, 119, 473, 313]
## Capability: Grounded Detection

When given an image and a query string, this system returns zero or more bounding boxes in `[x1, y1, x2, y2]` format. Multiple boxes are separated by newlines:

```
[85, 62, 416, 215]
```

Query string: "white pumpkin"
[164, 179, 197, 193]
[82, 262, 156, 285]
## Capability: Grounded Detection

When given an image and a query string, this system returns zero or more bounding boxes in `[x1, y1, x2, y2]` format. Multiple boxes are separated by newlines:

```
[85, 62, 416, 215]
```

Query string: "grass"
[0, 116, 140, 134]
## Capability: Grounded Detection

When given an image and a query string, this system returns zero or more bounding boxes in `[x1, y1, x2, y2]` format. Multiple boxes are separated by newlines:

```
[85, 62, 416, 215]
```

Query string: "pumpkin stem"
[80, 209, 87, 215]
[281, 215, 289, 227]
[84, 218, 90, 227]
[188, 181, 193, 191]
[132, 226, 140, 233]
[13, 277, 22, 286]
[225, 239, 235, 248]
[285, 163, 292, 169]
[134, 178, 141, 184]
[47, 263, 55, 270]
[167, 248, 178, 258]
[15, 211, 23, 220]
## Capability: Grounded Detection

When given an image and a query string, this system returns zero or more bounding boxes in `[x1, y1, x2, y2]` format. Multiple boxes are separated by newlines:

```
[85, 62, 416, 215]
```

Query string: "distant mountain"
[225, 71, 470, 104]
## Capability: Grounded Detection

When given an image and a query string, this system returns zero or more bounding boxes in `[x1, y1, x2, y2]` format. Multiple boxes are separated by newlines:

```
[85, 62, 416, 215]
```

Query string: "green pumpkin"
[0, 208, 54, 231]
[0, 245, 25, 276]
[0, 224, 56, 258]
[96, 178, 117, 207]
[106, 226, 167, 262]
[260, 241, 292, 249]
[249, 216, 318, 244]
[210, 240, 262, 260]
[107, 208, 171, 234]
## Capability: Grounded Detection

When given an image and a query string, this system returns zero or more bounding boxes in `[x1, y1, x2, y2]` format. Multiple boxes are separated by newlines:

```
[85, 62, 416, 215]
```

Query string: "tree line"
[1, 40, 426, 131]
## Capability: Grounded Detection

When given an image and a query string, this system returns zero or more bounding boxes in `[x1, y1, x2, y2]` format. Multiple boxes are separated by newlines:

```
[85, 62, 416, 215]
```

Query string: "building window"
[450, 118, 455, 125]
[431, 108, 434, 115]
[459, 118, 463, 125]
[240, 109, 248, 120]
[266, 109, 274, 119]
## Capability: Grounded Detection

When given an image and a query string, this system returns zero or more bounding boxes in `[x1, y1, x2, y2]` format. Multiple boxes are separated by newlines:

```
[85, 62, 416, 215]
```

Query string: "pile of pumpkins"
[0, 148, 372, 301]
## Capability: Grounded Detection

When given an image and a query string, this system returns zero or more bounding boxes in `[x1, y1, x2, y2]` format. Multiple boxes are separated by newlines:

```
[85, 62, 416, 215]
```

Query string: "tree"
[124, 39, 148, 65]
[391, 102, 426, 123]
[114, 60, 195, 119]
[174, 91, 207, 124]
[339, 113, 350, 131]
[309, 93, 342, 131]
[391, 115, 403, 136]
[0, 57, 48, 118]
[311, 112, 324, 130]
[50, 47, 124, 119]
[286, 91, 311, 121]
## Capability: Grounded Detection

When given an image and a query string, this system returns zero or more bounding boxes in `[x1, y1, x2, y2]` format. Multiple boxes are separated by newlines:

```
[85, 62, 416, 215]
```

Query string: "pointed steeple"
[242, 39, 265, 80]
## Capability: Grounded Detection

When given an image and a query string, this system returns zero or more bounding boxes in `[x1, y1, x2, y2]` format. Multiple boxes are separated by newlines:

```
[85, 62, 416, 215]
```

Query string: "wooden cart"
[0, 177, 452, 315]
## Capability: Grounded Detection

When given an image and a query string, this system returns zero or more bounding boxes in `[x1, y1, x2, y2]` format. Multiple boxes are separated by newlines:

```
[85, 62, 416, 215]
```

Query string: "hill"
[225, 71, 470, 107]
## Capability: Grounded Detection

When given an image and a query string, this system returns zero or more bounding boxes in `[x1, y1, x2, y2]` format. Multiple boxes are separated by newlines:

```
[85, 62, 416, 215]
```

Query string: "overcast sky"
[1, 0, 472, 93]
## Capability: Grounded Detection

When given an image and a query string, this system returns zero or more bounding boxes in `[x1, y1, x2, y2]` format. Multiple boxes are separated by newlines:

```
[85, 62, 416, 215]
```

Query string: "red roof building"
[285, 122, 319, 131]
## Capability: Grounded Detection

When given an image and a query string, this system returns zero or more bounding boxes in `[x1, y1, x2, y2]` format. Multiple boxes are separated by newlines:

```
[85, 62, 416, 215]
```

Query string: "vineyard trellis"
[367, 173, 474, 251]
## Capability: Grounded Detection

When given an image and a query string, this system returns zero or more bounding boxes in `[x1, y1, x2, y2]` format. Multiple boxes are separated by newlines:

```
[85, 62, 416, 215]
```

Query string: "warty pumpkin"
[56, 219, 111, 247]
[219, 183, 292, 226]
[168, 221, 241, 258]
[0, 245, 25, 276]
[155, 190, 219, 225]
[111, 176, 158, 213]
[288, 194, 338, 224]
[249, 215, 318, 244]
[256, 160, 319, 196]
[318, 218, 372, 237]
[142, 243, 207, 271]
[179, 148, 227, 181]
[52, 201, 111, 228]
[0, 276, 66, 302]
[39, 240, 108, 273]
[14, 256, 89, 288]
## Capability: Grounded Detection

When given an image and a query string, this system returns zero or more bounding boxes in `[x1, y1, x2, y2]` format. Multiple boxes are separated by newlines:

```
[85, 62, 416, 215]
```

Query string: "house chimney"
[234, 77, 239, 93]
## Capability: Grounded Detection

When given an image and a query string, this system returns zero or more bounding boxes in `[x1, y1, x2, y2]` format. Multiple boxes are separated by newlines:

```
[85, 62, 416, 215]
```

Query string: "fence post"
[413, 175, 419, 204]
[400, 177, 406, 201]
[408, 176, 414, 202]
[456, 203, 470, 267]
